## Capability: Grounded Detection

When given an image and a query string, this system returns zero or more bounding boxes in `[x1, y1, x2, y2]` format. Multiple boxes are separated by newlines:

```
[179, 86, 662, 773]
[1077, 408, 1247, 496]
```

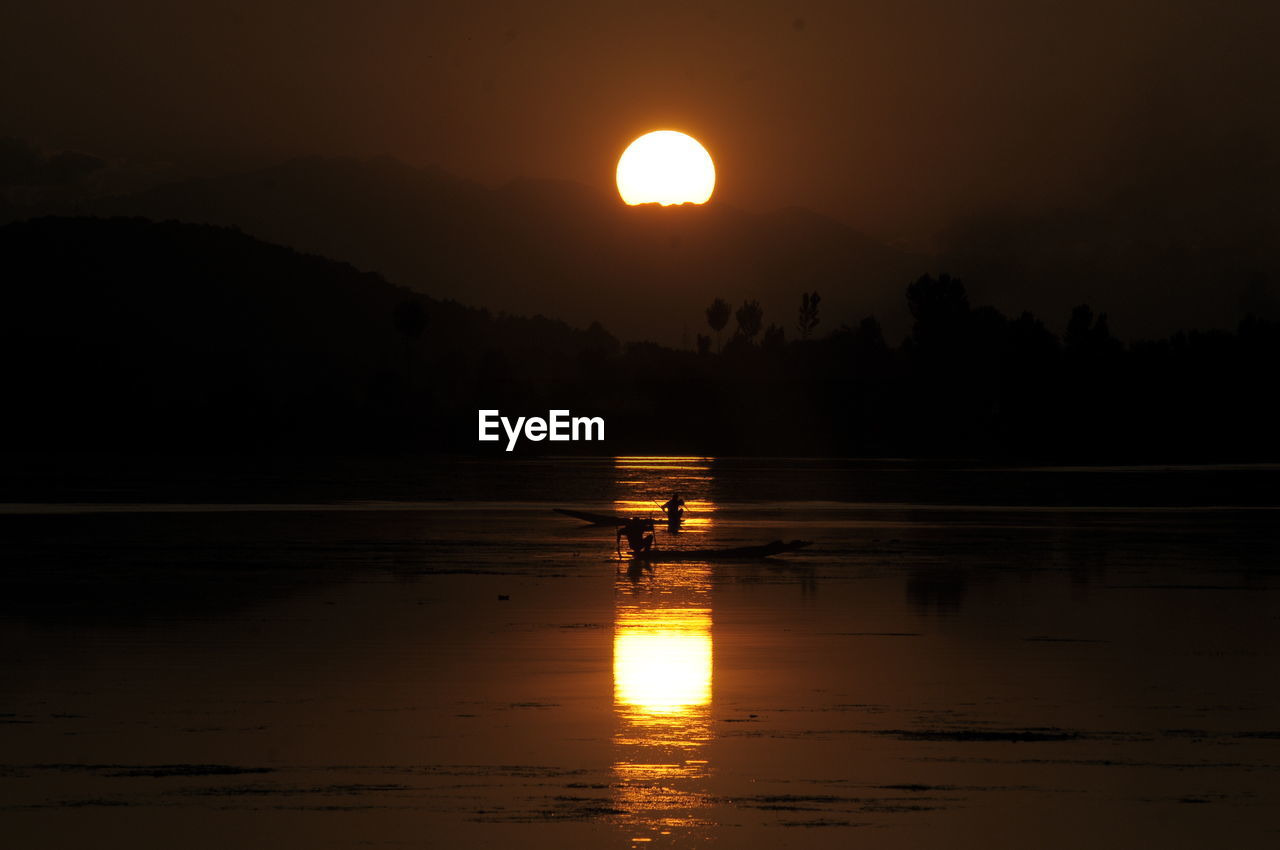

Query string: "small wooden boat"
[630, 539, 811, 562]
[554, 508, 630, 526]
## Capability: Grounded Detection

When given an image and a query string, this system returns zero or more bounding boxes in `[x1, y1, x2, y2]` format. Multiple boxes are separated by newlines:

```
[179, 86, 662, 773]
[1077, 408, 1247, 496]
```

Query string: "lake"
[2, 457, 1277, 848]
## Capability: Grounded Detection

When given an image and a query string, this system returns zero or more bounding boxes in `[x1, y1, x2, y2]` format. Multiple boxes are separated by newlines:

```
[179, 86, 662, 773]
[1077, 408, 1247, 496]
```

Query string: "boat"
[629, 539, 811, 562]
[554, 508, 632, 526]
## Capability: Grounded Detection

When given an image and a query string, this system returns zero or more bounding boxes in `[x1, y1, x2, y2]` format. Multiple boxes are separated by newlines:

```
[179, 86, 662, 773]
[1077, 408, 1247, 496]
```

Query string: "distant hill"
[0, 216, 618, 453]
[79, 156, 925, 344]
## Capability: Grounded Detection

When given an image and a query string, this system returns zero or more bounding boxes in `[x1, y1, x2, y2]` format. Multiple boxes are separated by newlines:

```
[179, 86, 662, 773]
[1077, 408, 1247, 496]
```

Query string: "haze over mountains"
[3, 146, 1275, 344]
[73, 156, 924, 345]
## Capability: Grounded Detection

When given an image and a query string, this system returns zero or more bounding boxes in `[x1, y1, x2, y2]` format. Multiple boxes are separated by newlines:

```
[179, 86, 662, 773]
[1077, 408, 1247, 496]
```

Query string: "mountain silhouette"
[0, 216, 617, 454]
[79, 156, 924, 344]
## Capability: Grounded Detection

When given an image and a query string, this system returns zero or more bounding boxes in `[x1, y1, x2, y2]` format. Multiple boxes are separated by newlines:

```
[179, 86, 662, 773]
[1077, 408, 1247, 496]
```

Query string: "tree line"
[618, 272, 1278, 459]
[3, 217, 1276, 462]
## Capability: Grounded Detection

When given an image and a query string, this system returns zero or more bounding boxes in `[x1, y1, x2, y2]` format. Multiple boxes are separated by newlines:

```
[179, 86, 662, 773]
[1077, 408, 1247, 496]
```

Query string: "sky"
[4, 0, 1274, 244]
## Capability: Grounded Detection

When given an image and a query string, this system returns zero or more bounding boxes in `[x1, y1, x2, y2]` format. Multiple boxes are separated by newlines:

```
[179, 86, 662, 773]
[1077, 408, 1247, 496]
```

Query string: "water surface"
[2, 458, 1277, 847]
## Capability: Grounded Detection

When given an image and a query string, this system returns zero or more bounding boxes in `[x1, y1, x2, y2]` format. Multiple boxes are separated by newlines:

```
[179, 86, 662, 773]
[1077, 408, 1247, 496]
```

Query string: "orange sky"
[4, 0, 1276, 246]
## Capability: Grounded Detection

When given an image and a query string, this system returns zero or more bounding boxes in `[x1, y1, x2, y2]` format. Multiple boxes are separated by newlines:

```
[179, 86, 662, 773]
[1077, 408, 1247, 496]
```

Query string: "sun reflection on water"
[613, 566, 715, 839]
[611, 457, 719, 842]
[615, 612, 712, 715]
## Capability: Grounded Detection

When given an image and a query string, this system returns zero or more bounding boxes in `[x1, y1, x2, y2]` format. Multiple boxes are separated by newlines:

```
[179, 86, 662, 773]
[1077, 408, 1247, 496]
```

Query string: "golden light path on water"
[612, 457, 717, 843]
[613, 456, 716, 534]
[613, 568, 714, 840]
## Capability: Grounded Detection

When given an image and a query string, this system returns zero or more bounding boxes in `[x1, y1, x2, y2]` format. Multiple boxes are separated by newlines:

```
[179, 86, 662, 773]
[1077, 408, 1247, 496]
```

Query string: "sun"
[616, 130, 715, 206]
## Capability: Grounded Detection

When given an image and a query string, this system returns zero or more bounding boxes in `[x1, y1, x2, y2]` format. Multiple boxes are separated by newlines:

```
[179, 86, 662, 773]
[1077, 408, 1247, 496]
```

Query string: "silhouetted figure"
[661, 493, 686, 526]
[617, 517, 656, 556]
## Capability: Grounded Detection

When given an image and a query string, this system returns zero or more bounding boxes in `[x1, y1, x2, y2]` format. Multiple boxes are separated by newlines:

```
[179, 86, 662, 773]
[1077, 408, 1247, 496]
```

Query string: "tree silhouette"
[1065, 304, 1094, 347]
[852, 316, 887, 360]
[797, 291, 821, 339]
[905, 273, 972, 372]
[1065, 304, 1118, 351]
[705, 297, 730, 352]
[735, 299, 764, 342]
[906, 273, 969, 333]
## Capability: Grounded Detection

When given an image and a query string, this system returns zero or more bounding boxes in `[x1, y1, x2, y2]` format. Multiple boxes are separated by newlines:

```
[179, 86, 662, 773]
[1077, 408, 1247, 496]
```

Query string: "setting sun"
[616, 130, 715, 206]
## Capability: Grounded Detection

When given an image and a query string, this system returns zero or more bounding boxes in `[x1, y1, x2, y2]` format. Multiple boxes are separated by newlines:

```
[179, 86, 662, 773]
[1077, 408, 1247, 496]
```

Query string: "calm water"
[2, 458, 1278, 848]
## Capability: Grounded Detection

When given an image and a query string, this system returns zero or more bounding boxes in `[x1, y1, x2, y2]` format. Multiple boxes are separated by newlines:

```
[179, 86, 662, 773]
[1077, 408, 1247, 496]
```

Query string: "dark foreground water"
[2, 458, 1278, 848]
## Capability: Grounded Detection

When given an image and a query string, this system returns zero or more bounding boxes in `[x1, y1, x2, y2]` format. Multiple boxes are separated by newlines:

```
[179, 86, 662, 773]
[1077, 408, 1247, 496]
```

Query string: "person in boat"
[661, 493, 686, 524]
[617, 517, 656, 555]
